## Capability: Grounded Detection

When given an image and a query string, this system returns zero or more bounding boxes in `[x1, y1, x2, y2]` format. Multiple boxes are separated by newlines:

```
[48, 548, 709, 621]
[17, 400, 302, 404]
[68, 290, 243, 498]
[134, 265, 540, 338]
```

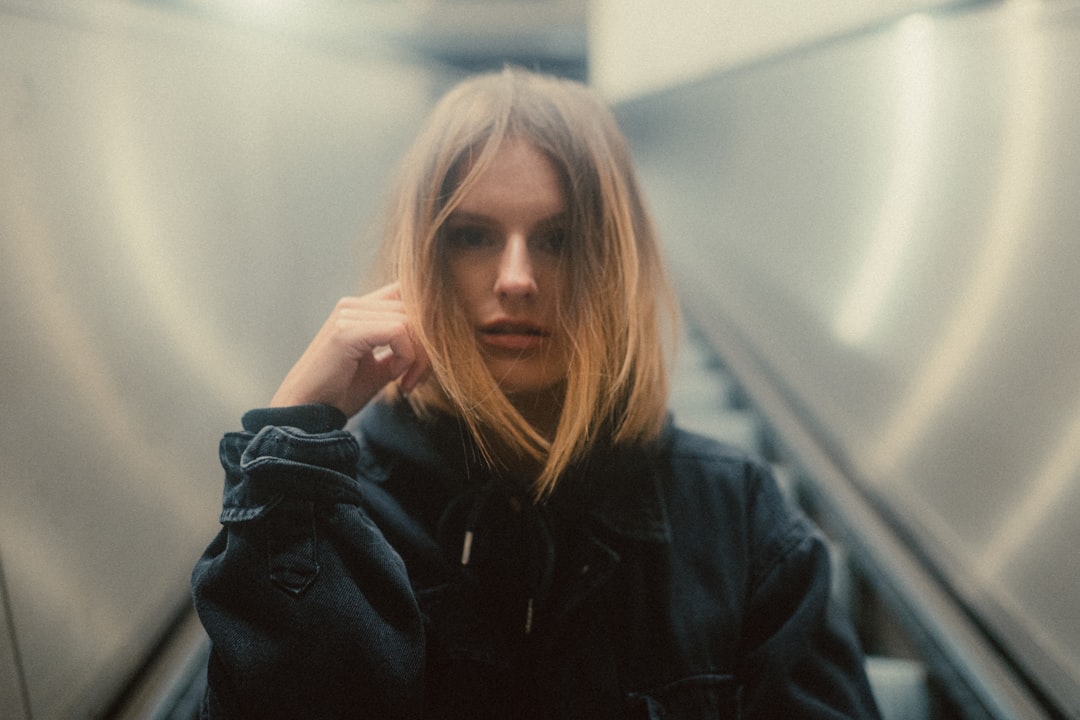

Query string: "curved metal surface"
[5, 0, 1080, 716]
[0, 2, 439, 716]
[619, 2, 1080, 716]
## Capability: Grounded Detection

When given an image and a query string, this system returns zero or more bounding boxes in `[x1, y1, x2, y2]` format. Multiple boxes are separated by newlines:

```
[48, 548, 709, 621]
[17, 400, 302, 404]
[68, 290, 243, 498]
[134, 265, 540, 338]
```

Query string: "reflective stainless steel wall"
[0, 3, 439, 716]
[619, 2, 1080, 714]
[6, 0, 1080, 716]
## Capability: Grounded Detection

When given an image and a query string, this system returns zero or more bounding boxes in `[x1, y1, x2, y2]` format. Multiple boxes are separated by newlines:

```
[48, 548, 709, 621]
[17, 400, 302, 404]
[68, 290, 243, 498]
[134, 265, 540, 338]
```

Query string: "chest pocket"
[626, 674, 740, 720]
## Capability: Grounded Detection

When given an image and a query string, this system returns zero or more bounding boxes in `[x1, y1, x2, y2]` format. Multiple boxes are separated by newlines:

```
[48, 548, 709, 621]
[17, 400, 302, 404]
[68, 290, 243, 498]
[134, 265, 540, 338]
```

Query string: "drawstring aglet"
[461, 530, 474, 565]
[524, 597, 534, 635]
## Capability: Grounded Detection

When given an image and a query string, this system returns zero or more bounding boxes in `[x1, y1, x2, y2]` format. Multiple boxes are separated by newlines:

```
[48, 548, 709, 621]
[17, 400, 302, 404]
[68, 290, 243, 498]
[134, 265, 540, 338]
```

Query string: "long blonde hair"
[378, 68, 678, 497]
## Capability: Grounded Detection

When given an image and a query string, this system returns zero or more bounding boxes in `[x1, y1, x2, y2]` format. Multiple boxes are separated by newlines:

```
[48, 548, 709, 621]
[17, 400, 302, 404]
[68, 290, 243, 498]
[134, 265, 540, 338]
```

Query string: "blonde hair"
[378, 68, 678, 497]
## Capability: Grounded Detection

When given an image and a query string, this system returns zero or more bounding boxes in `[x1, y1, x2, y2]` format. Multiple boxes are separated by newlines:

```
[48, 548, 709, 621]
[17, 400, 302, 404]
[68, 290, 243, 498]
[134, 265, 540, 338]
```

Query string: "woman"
[192, 68, 881, 719]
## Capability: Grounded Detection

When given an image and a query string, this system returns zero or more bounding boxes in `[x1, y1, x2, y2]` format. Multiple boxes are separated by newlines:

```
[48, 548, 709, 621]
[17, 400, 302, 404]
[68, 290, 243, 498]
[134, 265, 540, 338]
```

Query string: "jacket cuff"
[242, 404, 348, 434]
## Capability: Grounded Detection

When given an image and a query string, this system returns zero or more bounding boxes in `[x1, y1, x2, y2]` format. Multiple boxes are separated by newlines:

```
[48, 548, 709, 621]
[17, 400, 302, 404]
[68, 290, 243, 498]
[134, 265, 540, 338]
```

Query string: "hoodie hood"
[351, 396, 674, 546]
[352, 396, 487, 490]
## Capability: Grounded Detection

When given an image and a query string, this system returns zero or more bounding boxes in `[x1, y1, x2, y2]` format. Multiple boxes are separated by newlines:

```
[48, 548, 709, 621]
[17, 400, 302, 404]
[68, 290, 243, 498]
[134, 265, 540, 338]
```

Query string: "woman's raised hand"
[269, 283, 431, 417]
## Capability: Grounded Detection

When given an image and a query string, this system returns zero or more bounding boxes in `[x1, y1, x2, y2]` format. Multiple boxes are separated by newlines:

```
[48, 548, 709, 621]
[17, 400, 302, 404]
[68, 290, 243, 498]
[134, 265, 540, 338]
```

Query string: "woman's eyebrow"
[535, 212, 569, 228]
[445, 210, 568, 226]
[444, 210, 491, 224]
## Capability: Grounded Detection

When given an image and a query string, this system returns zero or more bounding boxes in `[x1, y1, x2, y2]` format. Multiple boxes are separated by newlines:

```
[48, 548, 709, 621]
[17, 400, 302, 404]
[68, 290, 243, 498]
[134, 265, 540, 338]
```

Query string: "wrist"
[242, 404, 349, 434]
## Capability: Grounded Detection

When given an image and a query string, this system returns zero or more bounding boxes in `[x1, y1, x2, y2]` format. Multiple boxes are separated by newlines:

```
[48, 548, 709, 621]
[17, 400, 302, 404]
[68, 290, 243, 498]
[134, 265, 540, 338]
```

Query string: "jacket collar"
[355, 397, 673, 545]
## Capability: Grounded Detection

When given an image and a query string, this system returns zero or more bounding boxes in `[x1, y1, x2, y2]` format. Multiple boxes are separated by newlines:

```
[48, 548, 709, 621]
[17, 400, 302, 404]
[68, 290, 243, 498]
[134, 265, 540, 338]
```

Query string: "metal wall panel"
[0, 572, 29, 720]
[0, 2, 437, 715]
[619, 2, 1080, 715]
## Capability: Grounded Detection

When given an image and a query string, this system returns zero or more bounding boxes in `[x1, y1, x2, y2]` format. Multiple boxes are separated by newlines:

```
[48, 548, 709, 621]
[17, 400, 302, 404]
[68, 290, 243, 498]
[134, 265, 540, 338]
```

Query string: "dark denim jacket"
[191, 399, 881, 719]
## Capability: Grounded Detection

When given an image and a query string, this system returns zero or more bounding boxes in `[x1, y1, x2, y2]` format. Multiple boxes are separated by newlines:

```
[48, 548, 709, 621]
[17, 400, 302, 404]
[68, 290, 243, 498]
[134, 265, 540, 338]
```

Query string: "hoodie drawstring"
[438, 478, 554, 635]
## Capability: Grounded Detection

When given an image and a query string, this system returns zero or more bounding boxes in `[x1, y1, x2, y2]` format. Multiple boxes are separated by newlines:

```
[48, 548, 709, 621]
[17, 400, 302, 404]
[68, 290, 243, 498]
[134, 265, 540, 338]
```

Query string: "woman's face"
[443, 137, 570, 401]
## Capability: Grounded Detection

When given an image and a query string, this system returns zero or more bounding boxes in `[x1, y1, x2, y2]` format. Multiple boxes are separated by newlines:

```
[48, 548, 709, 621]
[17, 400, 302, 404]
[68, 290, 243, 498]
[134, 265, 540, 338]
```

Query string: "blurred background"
[2, 1, 1078, 717]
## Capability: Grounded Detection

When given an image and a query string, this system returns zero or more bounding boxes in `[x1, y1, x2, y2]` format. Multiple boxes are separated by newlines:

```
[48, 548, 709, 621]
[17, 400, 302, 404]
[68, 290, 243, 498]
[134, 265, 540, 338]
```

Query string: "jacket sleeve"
[737, 463, 882, 719]
[190, 405, 425, 720]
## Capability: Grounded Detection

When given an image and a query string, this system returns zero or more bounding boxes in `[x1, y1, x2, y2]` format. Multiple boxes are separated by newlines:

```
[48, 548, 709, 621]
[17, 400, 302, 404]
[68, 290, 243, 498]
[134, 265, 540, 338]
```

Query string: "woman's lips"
[478, 321, 550, 351]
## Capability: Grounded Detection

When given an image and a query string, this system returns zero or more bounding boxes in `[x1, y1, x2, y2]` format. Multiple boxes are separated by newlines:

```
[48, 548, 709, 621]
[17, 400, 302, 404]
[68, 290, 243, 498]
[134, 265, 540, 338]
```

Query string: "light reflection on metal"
[834, 13, 936, 346]
[0, 152, 210, 529]
[0, 152, 210, 714]
[866, 3, 1045, 481]
[0, 86, 219, 530]
[93, 44, 267, 411]
[0, 5, 435, 714]
[620, 1, 1080, 709]
[977, 399, 1080, 580]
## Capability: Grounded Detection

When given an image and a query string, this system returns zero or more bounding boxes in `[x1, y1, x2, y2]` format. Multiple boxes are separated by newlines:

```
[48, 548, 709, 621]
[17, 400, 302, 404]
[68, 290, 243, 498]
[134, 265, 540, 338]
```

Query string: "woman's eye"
[537, 227, 566, 254]
[445, 226, 490, 248]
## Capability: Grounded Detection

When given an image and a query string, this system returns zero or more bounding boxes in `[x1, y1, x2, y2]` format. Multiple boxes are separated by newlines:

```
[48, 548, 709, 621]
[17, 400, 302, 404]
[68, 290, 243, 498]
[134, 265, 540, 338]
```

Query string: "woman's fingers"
[270, 283, 429, 415]
[347, 315, 431, 395]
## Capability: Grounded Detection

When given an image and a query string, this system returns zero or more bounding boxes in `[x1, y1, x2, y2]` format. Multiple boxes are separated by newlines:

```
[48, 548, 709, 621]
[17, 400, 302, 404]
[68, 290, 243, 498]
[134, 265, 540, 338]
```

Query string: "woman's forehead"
[452, 138, 567, 218]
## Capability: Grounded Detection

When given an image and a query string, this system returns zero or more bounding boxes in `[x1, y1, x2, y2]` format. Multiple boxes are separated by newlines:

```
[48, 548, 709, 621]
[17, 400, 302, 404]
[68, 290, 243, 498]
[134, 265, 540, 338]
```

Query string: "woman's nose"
[494, 235, 538, 298]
